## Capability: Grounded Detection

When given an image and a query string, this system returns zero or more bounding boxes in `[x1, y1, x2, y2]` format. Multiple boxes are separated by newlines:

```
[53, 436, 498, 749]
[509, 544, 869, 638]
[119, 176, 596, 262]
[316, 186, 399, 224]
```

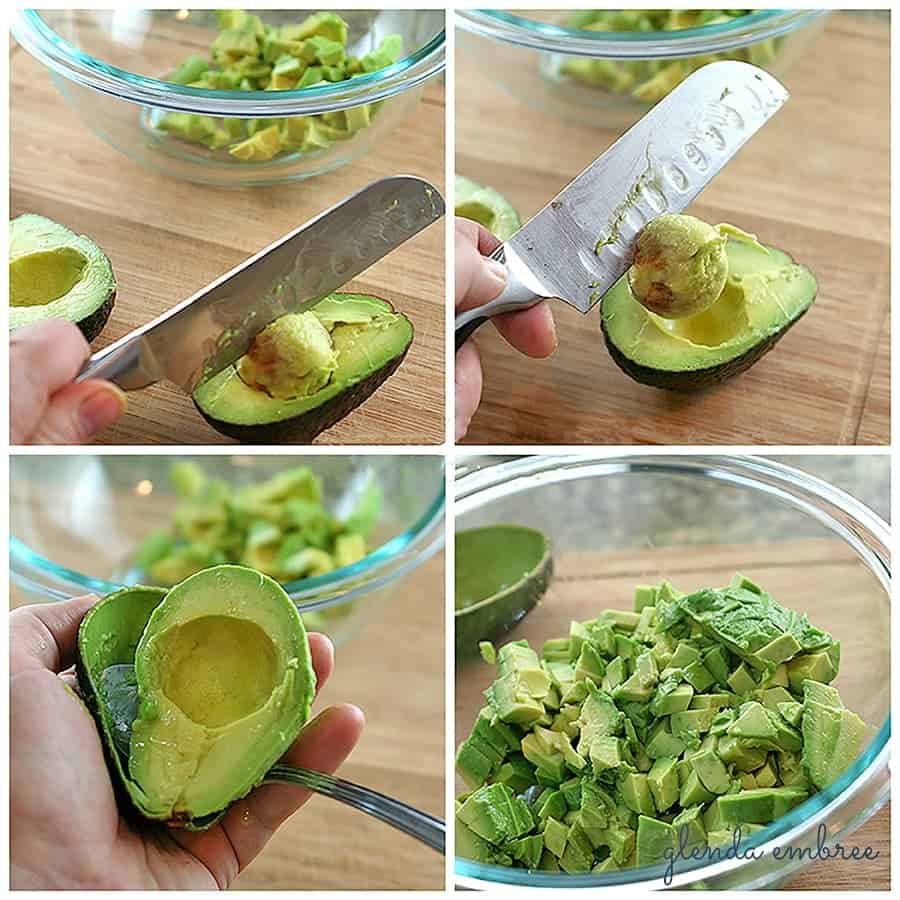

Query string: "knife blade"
[77, 175, 444, 392]
[455, 61, 788, 349]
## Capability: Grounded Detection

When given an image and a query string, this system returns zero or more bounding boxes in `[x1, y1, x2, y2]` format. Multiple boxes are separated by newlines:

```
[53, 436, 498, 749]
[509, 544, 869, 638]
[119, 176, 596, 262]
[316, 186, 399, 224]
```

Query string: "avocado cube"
[651, 680, 694, 716]
[727, 662, 758, 695]
[672, 804, 707, 853]
[633, 584, 658, 611]
[559, 822, 594, 873]
[590, 735, 623, 772]
[504, 834, 544, 869]
[619, 772, 655, 816]
[542, 817, 568, 858]
[690, 749, 731, 795]
[679, 769, 715, 807]
[535, 789, 567, 824]
[647, 757, 679, 812]
[636, 816, 675, 867]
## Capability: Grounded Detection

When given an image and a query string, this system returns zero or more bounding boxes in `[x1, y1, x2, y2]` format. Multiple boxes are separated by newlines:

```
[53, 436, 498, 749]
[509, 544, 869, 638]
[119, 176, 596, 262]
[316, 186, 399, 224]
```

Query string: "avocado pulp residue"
[156, 615, 279, 728]
[10, 247, 89, 307]
[456, 575, 868, 874]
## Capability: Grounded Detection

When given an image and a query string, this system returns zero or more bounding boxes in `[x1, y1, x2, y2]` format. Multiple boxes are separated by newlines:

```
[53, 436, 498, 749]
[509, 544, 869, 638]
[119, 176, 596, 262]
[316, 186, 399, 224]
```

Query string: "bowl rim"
[454, 453, 890, 888]
[11, 9, 445, 115]
[456, 9, 827, 60]
[10, 457, 446, 613]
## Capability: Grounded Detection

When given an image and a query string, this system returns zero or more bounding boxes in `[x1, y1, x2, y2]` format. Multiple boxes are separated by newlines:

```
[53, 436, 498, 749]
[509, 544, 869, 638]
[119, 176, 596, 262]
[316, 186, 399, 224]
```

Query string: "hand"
[10, 320, 127, 444]
[454, 218, 557, 440]
[10, 596, 365, 889]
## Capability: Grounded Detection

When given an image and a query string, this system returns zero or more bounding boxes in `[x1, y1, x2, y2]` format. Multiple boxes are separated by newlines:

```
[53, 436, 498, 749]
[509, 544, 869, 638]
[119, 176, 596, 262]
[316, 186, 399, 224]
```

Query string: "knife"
[76, 176, 444, 392]
[455, 61, 788, 350]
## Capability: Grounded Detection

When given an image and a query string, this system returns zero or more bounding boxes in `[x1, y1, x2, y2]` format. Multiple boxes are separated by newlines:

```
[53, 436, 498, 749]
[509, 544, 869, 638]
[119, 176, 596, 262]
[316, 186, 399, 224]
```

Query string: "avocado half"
[9, 214, 116, 342]
[193, 293, 413, 443]
[601, 238, 816, 391]
[76, 565, 315, 830]
[456, 176, 522, 242]
[455, 525, 552, 658]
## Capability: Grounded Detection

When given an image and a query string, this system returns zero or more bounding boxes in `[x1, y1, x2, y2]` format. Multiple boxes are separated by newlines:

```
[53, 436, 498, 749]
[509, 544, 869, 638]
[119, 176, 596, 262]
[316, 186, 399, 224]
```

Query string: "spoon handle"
[265, 765, 445, 854]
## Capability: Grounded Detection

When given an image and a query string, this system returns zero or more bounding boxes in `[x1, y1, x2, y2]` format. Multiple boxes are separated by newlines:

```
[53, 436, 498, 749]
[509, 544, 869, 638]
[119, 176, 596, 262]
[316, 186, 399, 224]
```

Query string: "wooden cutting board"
[457, 13, 889, 445]
[455, 540, 890, 888]
[9, 42, 445, 445]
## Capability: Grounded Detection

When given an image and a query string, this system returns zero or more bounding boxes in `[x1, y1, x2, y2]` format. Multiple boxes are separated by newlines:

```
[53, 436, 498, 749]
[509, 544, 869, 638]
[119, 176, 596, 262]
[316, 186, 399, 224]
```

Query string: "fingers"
[493, 301, 558, 358]
[9, 595, 98, 675]
[26, 379, 126, 445]
[216, 703, 365, 871]
[455, 340, 482, 441]
[307, 632, 334, 698]
[10, 321, 91, 444]
[455, 218, 506, 310]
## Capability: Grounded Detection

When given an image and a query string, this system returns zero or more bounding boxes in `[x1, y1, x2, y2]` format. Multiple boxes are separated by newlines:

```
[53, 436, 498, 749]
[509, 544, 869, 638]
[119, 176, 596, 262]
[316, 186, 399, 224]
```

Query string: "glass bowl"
[456, 10, 826, 129]
[12, 9, 445, 187]
[454, 454, 889, 889]
[10, 454, 444, 645]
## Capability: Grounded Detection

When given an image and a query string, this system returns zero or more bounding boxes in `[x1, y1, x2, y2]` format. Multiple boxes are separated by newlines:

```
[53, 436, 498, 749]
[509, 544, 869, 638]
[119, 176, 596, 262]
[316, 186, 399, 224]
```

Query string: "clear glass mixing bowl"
[10, 454, 444, 645]
[12, 9, 445, 187]
[456, 10, 826, 129]
[454, 454, 889, 889]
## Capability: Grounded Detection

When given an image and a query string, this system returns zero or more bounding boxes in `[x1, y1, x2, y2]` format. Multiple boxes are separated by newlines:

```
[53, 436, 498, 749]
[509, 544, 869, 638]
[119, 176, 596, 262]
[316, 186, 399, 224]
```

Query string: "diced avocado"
[679, 769, 715, 807]
[787, 644, 841, 691]
[717, 735, 769, 773]
[456, 818, 512, 866]
[559, 822, 594, 873]
[714, 786, 808, 827]
[672, 805, 707, 853]
[457, 783, 535, 843]
[619, 772, 655, 816]
[9, 214, 116, 341]
[504, 834, 544, 869]
[690, 749, 731, 795]
[636, 816, 675, 867]
[647, 757, 679, 812]
[650, 679, 694, 716]
[543, 817, 568, 858]
[455, 574, 868, 875]
[801, 680, 867, 790]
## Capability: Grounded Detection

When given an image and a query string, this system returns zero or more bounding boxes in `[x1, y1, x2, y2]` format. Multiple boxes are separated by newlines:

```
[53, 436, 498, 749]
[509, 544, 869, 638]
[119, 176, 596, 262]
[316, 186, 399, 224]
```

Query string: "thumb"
[28, 380, 127, 445]
[456, 232, 508, 311]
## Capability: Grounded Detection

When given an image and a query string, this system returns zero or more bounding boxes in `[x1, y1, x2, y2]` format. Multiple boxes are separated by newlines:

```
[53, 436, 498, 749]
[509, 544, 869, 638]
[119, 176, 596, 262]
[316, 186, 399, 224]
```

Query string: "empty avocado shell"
[76, 565, 315, 830]
[455, 525, 552, 658]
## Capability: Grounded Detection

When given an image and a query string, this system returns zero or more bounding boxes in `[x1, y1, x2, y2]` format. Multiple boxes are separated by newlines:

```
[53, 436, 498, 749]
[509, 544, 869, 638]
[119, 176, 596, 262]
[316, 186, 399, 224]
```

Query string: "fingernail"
[485, 258, 508, 285]
[78, 383, 127, 436]
[549, 315, 559, 353]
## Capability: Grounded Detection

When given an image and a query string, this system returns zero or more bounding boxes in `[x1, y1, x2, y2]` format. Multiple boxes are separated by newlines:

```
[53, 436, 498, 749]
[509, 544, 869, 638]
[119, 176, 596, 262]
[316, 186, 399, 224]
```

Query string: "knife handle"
[454, 246, 543, 351]
[75, 337, 159, 391]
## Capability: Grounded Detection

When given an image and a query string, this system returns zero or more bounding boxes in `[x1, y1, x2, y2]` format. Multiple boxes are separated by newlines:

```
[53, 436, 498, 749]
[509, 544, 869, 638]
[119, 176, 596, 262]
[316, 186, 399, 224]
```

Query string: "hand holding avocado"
[10, 593, 363, 889]
[455, 219, 557, 440]
[10, 320, 126, 445]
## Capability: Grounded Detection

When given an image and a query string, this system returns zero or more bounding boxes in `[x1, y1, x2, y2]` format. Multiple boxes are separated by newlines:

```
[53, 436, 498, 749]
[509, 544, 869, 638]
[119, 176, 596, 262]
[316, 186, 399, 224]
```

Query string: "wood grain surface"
[11, 553, 445, 891]
[455, 540, 890, 888]
[456, 13, 889, 445]
[10, 37, 445, 445]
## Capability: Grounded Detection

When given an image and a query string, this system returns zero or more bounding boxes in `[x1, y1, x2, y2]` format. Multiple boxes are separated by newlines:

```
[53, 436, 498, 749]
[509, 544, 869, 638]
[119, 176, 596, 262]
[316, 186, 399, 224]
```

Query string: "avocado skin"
[601, 306, 810, 392]
[195, 344, 410, 444]
[76, 290, 116, 343]
[455, 551, 552, 659]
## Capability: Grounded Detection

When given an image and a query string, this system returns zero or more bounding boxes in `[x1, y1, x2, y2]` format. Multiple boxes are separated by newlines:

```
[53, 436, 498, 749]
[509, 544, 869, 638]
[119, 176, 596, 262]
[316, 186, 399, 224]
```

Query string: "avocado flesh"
[76, 566, 315, 829]
[193, 293, 413, 443]
[456, 575, 869, 875]
[455, 176, 522, 241]
[601, 240, 816, 391]
[9, 214, 116, 341]
[455, 525, 552, 658]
